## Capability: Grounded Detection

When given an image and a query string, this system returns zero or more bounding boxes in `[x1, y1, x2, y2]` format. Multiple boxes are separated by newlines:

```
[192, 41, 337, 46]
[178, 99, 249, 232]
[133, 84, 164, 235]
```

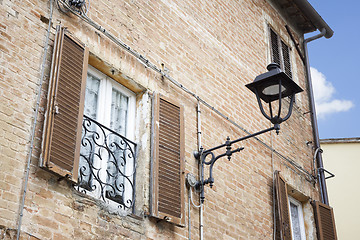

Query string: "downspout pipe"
[303, 28, 330, 205]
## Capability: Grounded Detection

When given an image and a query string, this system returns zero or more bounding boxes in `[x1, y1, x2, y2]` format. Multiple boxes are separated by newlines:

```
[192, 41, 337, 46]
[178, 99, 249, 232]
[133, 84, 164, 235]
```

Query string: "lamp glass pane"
[262, 84, 286, 96]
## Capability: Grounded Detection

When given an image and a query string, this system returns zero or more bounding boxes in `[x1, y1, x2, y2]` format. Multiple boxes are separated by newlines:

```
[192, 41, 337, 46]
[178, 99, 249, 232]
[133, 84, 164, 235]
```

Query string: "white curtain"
[106, 88, 129, 202]
[78, 74, 100, 190]
[290, 202, 302, 240]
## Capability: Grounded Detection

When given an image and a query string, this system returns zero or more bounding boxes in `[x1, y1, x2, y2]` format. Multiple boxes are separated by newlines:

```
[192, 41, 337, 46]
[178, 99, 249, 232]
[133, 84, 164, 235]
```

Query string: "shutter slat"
[41, 26, 88, 182]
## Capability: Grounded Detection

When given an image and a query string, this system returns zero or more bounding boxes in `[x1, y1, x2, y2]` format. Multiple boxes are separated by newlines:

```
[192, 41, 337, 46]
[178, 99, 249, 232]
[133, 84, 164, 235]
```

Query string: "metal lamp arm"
[200, 125, 276, 157]
[229, 125, 277, 146]
[195, 125, 279, 203]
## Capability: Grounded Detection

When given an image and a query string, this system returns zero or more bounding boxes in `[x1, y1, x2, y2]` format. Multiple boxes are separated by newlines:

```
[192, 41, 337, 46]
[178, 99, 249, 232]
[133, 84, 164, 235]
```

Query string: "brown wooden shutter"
[41, 26, 88, 183]
[313, 201, 337, 240]
[150, 94, 185, 226]
[270, 28, 292, 79]
[270, 28, 281, 66]
[275, 171, 292, 240]
[281, 41, 292, 78]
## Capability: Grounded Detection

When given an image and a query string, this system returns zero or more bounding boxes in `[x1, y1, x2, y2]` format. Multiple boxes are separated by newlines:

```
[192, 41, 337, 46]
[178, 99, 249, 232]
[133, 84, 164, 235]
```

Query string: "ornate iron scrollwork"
[75, 115, 137, 212]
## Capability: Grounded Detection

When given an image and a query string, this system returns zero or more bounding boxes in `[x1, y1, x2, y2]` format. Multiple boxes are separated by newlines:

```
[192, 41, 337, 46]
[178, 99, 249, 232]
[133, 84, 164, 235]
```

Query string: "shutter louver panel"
[41, 26, 88, 182]
[275, 171, 292, 240]
[313, 201, 337, 240]
[281, 41, 292, 78]
[151, 94, 185, 226]
[158, 98, 182, 217]
[269, 28, 293, 79]
[270, 29, 281, 66]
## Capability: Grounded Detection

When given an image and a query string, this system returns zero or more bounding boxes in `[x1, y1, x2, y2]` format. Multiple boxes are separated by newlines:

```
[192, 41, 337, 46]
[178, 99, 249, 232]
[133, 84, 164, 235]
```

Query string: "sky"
[305, 0, 360, 139]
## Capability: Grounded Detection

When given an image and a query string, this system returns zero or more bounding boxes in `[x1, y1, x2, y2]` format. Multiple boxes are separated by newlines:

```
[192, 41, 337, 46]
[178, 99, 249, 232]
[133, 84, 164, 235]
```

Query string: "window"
[41, 26, 137, 213]
[288, 197, 306, 240]
[270, 28, 292, 78]
[77, 67, 136, 210]
[42, 25, 186, 220]
[275, 171, 337, 240]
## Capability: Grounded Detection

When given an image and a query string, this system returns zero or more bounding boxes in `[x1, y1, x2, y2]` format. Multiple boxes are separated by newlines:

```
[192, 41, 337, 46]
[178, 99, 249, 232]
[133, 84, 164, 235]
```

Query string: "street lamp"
[194, 63, 303, 203]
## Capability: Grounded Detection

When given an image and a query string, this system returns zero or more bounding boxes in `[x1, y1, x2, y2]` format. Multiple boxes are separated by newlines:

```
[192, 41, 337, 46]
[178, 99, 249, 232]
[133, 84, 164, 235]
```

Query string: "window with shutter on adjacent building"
[150, 94, 185, 226]
[270, 28, 292, 78]
[41, 26, 137, 213]
[274, 171, 338, 240]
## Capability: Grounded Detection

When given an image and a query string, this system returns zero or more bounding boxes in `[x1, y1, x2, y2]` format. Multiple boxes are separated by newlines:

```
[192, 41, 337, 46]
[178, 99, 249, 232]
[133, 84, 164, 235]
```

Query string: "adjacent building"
[0, 0, 337, 239]
[320, 138, 360, 240]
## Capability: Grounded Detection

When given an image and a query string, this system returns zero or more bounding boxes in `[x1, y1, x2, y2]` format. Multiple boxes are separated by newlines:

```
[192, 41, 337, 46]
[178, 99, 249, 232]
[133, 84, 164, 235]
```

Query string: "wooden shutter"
[270, 28, 281, 66]
[269, 28, 292, 78]
[41, 26, 88, 183]
[275, 171, 292, 240]
[150, 94, 185, 226]
[313, 201, 337, 240]
[281, 41, 292, 78]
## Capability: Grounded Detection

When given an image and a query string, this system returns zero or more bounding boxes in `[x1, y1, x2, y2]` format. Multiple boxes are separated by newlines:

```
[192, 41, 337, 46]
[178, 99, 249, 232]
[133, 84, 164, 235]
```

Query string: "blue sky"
[306, 0, 360, 139]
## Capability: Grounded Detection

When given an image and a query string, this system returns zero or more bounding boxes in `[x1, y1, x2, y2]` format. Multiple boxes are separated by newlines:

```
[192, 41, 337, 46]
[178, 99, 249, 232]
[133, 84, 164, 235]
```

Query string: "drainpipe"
[294, 0, 334, 206]
[303, 28, 329, 205]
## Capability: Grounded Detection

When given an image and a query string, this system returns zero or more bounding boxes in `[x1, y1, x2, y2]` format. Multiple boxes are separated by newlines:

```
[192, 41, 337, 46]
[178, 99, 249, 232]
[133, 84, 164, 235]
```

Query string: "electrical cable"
[270, 129, 276, 240]
[188, 188, 191, 240]
[312, 147, 322, 178]
[190, 187, 201, 208]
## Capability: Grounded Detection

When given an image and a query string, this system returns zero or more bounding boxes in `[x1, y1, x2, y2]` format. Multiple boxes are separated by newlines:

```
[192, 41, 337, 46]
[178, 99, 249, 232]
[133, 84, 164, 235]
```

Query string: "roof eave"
[293, 0, 333, 38]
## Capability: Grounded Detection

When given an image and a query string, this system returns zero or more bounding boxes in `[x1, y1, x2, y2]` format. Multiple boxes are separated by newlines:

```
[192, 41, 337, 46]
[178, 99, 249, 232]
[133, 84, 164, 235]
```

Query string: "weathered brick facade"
[0, 0, 333, 239]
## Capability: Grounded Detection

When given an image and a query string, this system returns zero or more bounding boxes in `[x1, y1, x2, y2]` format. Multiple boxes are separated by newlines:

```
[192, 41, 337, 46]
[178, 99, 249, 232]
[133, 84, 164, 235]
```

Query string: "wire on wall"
[270, 129, 277, 240]
[17, 1, 54, 239]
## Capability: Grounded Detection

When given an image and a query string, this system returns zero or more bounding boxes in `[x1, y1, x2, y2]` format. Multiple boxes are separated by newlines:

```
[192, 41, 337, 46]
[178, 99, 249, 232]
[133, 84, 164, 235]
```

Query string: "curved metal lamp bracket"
[194, 125, 279, 203]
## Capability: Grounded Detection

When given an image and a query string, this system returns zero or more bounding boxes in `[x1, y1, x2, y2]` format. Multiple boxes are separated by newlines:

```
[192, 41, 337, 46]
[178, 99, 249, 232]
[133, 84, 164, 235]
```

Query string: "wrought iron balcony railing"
[75, 115, 137, 212]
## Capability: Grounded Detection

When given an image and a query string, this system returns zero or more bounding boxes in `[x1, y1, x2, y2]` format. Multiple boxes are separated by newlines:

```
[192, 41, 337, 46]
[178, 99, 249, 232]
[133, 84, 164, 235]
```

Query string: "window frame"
[77, 66, 137, 211]
[87, 66, 136, 141]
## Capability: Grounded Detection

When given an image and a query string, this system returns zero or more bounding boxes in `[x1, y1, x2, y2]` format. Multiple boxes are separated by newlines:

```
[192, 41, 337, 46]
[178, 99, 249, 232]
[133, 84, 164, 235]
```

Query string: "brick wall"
[0, 0, 320, 239]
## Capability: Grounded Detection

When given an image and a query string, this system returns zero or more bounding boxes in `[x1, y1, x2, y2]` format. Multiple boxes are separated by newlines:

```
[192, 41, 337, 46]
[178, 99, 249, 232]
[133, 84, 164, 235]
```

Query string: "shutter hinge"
[54, 105, 59, 115]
